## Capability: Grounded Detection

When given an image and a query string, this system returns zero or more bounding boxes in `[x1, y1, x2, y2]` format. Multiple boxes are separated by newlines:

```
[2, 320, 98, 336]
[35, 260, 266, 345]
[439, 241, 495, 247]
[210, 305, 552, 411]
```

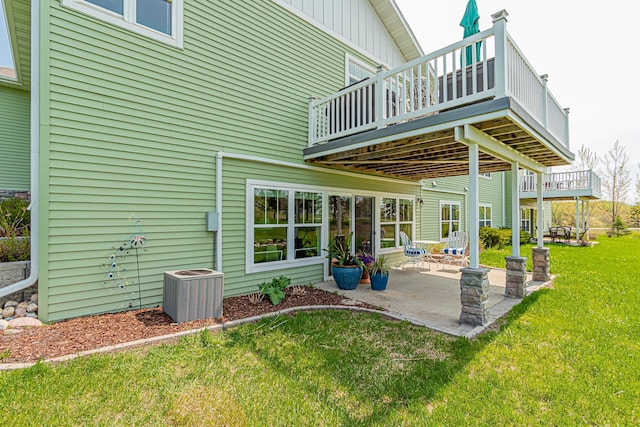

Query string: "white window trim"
[439, 200, 461, 241]
[246, 179, 415, 274]
[520, 208, 532, 232]
[479, 203, 492, 228]
[247, 181, 325, 274]
[61, 0, 184, 48]
[480, 172, 492, 179]
[378, 197, 415, 254]
[345, 53, 376, 86]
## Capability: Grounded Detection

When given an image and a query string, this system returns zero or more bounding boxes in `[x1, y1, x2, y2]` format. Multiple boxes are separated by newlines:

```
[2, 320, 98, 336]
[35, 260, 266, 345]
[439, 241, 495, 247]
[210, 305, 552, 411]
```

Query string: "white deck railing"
[309, 10, 570, 149]
[520, 170, 601, 197]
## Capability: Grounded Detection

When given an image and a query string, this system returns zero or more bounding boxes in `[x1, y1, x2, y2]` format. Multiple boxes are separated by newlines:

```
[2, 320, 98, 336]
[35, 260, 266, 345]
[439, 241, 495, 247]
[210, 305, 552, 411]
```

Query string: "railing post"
[563, 107, 571, 148]
[375, 64, 387, 129]
[308, 96, 317, 146]
[491, 10, 509, 99]
[540, 74, 549, 127]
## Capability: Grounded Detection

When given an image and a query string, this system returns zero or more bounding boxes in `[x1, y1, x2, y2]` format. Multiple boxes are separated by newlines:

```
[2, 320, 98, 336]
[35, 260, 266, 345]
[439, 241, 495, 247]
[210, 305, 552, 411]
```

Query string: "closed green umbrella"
[460, 0, 481, 65]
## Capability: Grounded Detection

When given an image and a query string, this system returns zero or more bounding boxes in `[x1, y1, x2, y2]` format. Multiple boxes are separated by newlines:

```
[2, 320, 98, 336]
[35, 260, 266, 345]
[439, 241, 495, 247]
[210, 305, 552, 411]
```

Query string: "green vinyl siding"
[418, 172, 506, 241]
[0, 86, 29, 190]
[40, 0, 402, 321]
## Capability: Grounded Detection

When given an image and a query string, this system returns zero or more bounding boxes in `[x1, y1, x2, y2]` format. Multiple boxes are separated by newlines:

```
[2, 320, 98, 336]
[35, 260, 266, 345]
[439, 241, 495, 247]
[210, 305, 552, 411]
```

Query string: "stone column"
[532, 247, 550, 282]
[505, 256, 527, 298]
[460, 267, 490, 326]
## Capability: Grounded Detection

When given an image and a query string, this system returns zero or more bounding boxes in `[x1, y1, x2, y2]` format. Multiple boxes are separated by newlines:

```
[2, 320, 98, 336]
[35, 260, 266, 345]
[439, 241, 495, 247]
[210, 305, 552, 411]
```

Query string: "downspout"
[0, 1, 40, 298]
[215, 152, 223, 272]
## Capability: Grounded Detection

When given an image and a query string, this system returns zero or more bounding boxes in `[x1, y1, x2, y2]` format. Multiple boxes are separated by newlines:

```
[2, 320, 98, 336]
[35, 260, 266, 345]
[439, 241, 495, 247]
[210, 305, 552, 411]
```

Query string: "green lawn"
[1, 235, 638, 425]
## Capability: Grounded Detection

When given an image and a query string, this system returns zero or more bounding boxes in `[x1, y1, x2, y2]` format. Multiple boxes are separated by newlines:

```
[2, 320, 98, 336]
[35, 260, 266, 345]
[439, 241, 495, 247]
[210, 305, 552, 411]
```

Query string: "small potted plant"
[324, 233, 363, 290]
[357, 252, 375, 284]
[369, 255, 390, 291]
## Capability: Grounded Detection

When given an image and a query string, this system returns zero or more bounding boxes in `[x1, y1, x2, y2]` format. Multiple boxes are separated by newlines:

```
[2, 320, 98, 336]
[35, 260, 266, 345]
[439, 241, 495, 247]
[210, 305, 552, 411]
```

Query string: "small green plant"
[258, 275, 291, 306]
[369, 255, 389, 276]
[324, 233, 364, 267]
[0, 348, 12, 361]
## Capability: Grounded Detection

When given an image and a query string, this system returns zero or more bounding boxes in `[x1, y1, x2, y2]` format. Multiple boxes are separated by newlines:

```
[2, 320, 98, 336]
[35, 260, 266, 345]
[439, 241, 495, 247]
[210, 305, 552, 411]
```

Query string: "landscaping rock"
[25, 312, 37, 318]
[30, 293, 38, 304]
[3, 300, 19, 309]
[27, 303, 38, 313]
[14, 306, 26, 318]
[0, 319, 8, 330]
[8, 317, 42, 328]
[1, 306, 15, 318]
[2, 328, 23, 335]
[16, 301, 28, 310]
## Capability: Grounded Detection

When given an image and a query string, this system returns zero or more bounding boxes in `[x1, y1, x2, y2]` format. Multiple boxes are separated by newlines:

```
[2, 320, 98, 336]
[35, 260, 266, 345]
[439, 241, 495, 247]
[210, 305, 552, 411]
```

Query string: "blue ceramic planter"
[370, 272, 389, 290]
[331, 265, 363, 290]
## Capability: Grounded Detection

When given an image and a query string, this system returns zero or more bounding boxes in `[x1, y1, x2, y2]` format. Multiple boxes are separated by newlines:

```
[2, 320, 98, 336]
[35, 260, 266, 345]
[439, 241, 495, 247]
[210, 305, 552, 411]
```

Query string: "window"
[252, 186, 322, 268]
[248, 181, 416, 273]
[62, 0, 183, 47]
[480, 172, 492, 178]
[520, 208, 531, 233]
[479, 205, 492, 228]
[440, 202, 461, 240]
[346, 55, 375, 85]
[380, 197, 414, 249]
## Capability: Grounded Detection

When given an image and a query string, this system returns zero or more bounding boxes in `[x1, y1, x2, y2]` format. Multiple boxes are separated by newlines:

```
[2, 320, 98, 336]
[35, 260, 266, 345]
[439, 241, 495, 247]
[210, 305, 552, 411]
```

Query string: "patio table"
[414, 240, 441, 270]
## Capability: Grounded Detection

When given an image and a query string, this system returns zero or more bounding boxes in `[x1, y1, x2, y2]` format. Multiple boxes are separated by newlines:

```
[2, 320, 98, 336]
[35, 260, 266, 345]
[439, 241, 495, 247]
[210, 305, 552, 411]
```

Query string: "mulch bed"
[0, 287, 378, 364]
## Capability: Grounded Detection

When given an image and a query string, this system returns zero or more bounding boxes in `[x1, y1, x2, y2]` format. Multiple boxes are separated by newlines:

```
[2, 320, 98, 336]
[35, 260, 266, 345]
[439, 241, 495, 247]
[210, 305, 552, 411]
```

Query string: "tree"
[570, 144, 600, 172]
[630, 204, 640, 228]
[636, 162, 640, 203]
[601, 140, 631, 223]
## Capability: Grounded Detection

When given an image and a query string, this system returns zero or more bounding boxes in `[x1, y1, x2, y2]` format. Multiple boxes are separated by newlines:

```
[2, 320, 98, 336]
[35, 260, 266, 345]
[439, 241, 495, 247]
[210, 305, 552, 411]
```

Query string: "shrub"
[481, 227, 531, 248]
[0, 236, 30, 262]
[610, 216, 629, 237]
[0, 198, 30, 237]
[479, 226, 502, 249]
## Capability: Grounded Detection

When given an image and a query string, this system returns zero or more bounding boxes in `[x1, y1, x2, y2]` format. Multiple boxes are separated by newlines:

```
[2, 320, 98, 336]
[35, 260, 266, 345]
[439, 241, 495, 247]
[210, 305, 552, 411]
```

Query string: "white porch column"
[575, 197, 580, 242]
[491, 10, 509, 99]
[511, 162, 520, 257]
[536, 171, 544, 248]
[469, 142, 480, 269]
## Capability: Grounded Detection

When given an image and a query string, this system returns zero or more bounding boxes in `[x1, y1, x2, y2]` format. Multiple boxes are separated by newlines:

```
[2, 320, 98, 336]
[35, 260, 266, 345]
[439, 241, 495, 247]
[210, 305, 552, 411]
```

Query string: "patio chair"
[441, 231, 469, 269]
[399, 231, 426, 269]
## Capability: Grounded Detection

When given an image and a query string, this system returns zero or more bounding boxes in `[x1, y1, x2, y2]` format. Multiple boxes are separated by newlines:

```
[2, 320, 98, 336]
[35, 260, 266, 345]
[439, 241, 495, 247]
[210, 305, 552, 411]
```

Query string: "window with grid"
[62, 0, 183, 47]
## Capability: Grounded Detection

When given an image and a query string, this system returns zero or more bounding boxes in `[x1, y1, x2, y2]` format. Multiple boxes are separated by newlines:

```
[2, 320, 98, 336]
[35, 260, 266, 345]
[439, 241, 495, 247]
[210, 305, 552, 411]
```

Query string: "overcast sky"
[395, 0, 640, 175]
[1, 1, 638, 174]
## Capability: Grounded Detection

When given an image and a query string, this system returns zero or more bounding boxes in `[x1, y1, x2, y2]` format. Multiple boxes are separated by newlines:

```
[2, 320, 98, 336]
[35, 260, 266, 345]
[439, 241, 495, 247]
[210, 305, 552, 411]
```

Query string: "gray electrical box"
[206, 211, 219, 231]
[163, 269, 224, 323]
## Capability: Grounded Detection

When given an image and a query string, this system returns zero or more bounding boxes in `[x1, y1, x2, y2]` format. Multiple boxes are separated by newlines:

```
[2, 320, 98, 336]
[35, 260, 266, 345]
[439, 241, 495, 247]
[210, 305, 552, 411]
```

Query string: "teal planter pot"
[331, 265, 363, 290]
[370, 272, 389, 291]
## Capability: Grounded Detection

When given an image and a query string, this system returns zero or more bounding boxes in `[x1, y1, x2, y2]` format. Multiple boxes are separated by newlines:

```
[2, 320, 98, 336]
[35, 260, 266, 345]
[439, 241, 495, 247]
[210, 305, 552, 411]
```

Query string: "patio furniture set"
[549, 226, 572, 243]
[400, 231, 469, 271]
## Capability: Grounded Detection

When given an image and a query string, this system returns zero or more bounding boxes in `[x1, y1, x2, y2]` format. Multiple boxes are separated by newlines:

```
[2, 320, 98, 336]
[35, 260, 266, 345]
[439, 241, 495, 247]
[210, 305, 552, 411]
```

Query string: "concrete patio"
[316, 265, 545, 337]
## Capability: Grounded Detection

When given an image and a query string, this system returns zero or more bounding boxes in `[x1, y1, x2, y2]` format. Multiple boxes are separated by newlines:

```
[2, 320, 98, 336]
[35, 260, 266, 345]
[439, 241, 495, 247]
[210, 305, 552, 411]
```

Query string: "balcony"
[520, 170, 602, 200]
[304, 10, 574, 181]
